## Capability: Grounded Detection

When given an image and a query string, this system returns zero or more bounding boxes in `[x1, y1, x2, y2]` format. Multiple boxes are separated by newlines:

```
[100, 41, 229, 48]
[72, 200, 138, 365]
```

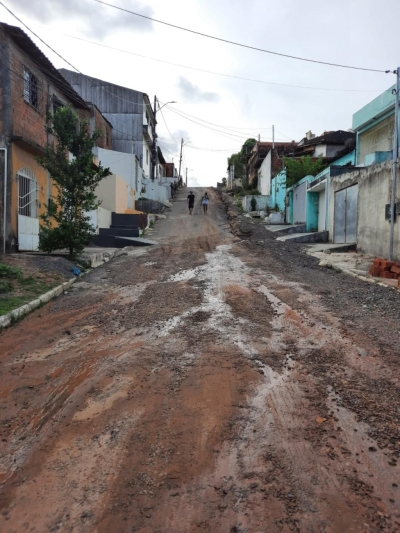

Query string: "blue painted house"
[353, 84, 396, 166]
[285, 151, 355, 233]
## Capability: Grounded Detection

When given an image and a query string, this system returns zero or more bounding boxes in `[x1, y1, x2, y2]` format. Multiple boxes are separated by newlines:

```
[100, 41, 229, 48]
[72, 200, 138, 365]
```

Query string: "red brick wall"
[6, 39, 112, 155]
[8, 43, 92, 151]
[10, 47, 49, 148]
[90, 105, 112, 150]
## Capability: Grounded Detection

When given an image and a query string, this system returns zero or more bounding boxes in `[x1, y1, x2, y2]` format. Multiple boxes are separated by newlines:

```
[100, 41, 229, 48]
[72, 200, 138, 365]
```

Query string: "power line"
[0, 1, 80, 72]
[34, 26, 385, 94]
[163, 106, 257, 142]
[157, 103, 179, 144]
[0, 5, 156, 111]
[159, 102, 289, 138]
[94, 0, 388, 73]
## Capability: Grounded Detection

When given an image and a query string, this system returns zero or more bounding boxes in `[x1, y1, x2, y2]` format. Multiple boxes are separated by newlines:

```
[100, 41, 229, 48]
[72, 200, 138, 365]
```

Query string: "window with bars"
[23, 66, 39, 110]
[52, 96, 64, 114]
[18, 169, 38, 218]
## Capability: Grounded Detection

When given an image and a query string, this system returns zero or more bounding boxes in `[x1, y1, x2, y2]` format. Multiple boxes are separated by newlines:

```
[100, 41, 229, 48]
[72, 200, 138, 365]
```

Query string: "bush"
[0, 279, 14, 294]
[0, 264, 21, 279]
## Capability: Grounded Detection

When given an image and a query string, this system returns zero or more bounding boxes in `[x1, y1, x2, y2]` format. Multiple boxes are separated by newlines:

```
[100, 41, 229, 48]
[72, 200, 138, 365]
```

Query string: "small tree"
[37, 107, 111, 258]
[284, 155, 326, 188]
[227, 138, 257, 187]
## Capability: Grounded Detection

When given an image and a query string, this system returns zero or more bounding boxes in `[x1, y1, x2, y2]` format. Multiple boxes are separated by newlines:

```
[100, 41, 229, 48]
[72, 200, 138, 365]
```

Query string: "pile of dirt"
[2, 254, 75, 281]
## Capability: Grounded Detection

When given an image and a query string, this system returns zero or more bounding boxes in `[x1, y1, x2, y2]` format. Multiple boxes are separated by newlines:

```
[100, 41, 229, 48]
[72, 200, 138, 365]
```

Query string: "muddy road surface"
[1, 187, 399, 533]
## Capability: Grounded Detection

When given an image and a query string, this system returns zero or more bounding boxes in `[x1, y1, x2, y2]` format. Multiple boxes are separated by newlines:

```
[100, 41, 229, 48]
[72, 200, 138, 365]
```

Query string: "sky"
[2, 0, 400, 187]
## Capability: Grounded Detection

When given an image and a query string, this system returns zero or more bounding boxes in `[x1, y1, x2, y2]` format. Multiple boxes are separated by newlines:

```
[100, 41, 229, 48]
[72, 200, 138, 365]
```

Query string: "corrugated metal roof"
[1, 22, 88, 110]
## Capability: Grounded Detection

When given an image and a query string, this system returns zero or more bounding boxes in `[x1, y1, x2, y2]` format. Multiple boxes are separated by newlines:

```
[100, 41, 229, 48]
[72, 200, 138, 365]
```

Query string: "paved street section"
[0, 188, 399, 532]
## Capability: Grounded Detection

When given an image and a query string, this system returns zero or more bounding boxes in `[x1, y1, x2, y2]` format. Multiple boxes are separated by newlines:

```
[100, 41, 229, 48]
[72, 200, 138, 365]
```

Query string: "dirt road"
[0, 187, 399, 533]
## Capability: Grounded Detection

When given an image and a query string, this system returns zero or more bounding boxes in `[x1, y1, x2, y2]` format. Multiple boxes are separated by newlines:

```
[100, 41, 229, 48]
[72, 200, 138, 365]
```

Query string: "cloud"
[158, 129, 191, 158]
[188, 175, 201, 188]
[13, 0, 153, 40]
[177, 76, 220, 103]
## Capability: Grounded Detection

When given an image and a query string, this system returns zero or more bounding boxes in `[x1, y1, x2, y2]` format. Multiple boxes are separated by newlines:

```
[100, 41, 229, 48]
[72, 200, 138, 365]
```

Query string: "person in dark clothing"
[187, 191, 195, 215]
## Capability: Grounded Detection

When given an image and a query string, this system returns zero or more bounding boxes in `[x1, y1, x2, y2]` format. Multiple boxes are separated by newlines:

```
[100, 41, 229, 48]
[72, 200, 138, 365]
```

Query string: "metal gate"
[17, 168, 39, 251]
[333, 184, 358, 243]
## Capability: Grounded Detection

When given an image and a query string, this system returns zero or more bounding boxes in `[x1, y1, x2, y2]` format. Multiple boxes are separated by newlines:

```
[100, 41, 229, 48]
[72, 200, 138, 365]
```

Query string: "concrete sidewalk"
[307, 247, 398, 290]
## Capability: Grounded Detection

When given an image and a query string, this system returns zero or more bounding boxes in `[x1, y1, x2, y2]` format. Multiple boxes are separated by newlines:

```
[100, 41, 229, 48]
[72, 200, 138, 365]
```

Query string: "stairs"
[276, 231, 329, 243]
[92, 212, 155, 248]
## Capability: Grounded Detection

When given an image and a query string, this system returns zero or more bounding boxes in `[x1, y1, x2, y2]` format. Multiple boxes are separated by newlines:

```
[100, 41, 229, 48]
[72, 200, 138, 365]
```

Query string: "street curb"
[318, 262, 399, 292]
[0, 277, 76, 330]
[0, 248, 126, 331]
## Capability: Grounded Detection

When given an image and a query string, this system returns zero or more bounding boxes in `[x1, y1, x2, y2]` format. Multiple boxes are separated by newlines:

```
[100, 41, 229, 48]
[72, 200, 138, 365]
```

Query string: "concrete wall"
[364, 150, 392, 167]
[353, 84, 395, 131]
[242, 195, 270, 212]
[314, 145, 327, 157]
[142, 143, 151, 179]
[141, 178, 170, 204]
[270, 170, 287, 211]
[87, 206, 112, 233]
[329, 161, 400, 260]
[258, 151, 271, 195]
[359, 116, 394, 165]
[93, 147, 140, 192]
[95, 174, 135, 213]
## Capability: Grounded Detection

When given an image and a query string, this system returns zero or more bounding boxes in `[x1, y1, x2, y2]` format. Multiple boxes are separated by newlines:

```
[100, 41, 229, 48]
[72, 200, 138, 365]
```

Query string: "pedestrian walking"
[202, 192, 209, 214]
[187, 190, 195, 215]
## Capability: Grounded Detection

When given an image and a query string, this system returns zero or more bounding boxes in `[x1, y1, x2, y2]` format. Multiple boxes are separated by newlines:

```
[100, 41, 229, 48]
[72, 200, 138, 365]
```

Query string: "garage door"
[333, 184, 358, 243]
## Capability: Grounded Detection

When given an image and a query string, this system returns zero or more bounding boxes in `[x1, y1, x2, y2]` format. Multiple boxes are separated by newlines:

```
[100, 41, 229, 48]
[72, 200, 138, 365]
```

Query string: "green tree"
[227, 138, 257, 188]
[37, 106, 111, 259]
[284, 155, 326, 188]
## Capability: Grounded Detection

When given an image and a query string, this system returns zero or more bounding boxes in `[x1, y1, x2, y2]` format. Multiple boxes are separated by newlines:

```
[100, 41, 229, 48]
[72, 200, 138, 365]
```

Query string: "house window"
[23, 67, 38, 110]
[146, 149, 149, 165]
[52, 96, 64, 115]
[17, 168, 38, 218]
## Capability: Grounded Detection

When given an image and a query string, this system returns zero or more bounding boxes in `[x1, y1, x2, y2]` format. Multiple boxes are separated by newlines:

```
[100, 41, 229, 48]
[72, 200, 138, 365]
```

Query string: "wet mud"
[0, 187, 399, 532]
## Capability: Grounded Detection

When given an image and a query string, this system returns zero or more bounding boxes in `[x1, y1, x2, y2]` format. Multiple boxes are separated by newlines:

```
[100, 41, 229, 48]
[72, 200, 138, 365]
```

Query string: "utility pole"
[151, 95, 157, 181]
[178, 138, 183, 184]
[186, 168, 188, 187]
[389, 68, 400, 261]
[272, 125, 275, 149]
[150, 98, 177, 181]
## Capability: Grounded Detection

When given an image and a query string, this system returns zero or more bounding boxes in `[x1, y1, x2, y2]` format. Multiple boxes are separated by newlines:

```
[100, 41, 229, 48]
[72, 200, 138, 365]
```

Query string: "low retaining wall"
[0, 278, 76, 330]
[242, 195, 270, 212]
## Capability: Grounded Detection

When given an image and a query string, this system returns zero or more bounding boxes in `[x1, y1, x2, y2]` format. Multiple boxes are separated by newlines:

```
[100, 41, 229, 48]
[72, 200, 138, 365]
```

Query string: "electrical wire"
[157, 102, 179, 144]
[94, 0, 388, 73]
[159, 102, 290, 139]
[0, 4, 156, 111]
[0, 1, 80, 72]
[33, 26, 386, 94]
[163, 105, 258, 142]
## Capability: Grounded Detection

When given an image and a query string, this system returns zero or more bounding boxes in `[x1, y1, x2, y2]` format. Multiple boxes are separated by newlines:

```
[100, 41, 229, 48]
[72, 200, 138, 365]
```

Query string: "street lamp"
[158, 100, 177, 112]
[151, 98, 177, 180]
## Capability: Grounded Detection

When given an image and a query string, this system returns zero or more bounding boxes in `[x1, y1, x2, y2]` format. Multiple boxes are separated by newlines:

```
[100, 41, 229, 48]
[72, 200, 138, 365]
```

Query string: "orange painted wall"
[10, 143, 56, 235]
